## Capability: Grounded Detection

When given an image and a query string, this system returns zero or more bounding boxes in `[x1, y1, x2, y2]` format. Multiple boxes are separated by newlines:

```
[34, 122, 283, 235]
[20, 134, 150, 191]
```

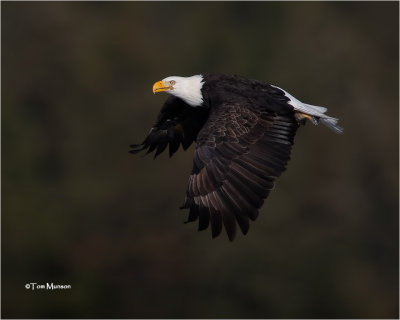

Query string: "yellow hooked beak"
[152, 81, 171, 94]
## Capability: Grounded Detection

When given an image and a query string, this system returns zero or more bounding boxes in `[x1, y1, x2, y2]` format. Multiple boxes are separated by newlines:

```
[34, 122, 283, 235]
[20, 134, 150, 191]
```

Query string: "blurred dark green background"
[1, 1, 398, 318]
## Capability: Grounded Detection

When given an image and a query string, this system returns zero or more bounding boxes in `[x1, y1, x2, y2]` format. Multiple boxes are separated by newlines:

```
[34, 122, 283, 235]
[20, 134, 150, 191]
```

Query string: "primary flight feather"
[130, 74, 343, 241]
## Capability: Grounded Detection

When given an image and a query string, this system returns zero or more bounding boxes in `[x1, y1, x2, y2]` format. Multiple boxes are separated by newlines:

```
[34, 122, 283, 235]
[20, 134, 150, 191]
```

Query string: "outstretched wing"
[180, 101, 299, 241]
[130, 96, 209, 158]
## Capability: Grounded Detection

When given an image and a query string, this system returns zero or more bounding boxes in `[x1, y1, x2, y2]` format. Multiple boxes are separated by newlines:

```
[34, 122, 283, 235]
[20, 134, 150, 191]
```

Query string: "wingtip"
[129, 142, 147, 155]
[129, 147, 143, 154]
[227, 232, 236, 242]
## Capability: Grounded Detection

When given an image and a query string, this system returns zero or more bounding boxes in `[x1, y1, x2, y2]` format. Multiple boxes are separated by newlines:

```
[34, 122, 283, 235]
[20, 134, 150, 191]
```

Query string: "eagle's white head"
[152, 75, 204, 107]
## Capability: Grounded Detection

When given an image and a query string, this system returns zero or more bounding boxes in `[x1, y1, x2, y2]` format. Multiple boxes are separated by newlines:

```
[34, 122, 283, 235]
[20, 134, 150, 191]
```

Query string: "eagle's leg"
[295, 112, 318, 126]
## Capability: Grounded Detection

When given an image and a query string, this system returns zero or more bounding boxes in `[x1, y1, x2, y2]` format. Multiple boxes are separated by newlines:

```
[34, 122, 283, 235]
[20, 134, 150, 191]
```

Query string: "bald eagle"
[130, 74, 342, 241]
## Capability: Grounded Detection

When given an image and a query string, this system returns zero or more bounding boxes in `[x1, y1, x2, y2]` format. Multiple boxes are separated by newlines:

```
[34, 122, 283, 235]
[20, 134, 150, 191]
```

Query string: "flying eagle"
[130, 74, 343, 241]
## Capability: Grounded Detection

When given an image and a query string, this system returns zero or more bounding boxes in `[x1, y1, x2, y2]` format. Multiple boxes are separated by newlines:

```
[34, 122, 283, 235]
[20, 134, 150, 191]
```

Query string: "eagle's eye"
[169, 80, 176, 86]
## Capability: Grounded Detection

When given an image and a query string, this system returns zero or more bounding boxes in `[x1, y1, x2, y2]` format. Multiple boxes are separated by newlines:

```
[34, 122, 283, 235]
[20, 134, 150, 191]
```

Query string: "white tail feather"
[272, 85, 343, 134]
[301, 103, 327, 114]
[319, 117, 344, 134]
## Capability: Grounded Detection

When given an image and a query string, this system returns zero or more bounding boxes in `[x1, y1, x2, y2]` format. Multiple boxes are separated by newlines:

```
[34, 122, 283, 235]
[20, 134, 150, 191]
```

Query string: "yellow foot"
[295, 112, 317, 125]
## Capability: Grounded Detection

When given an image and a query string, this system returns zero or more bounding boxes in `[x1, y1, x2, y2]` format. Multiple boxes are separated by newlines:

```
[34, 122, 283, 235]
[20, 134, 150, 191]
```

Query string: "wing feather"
[198, 205, 210, 231]
[182, 100, 299, 240]
[130, 96, 209, 158]
[209, 210, 223, 238]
